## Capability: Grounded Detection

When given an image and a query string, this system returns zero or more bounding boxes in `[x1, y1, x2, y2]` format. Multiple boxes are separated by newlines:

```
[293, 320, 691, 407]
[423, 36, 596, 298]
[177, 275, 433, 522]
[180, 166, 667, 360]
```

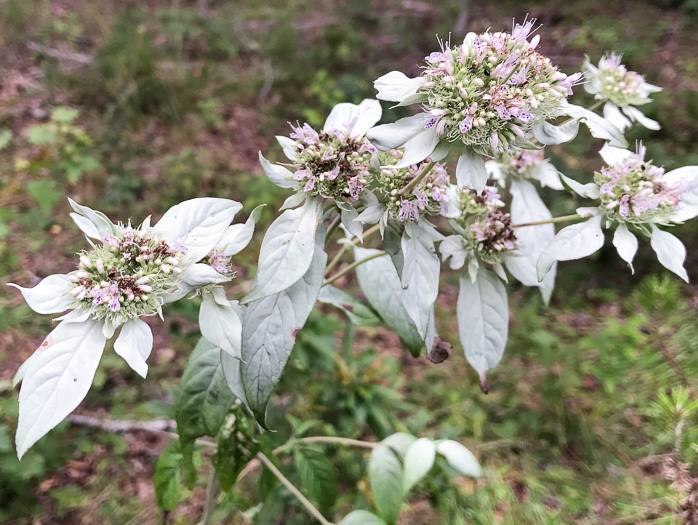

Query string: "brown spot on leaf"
[291, 327, 301, 340]
[39, 335, 54, 351]
[479, 373, 490, 394]
[427, 337, 452, 364]
[341, 303, 354, 313]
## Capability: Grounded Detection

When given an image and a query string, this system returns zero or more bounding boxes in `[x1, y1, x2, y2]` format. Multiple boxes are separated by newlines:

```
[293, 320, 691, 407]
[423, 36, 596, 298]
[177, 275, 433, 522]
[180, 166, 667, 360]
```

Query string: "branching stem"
[322, 252, 387, 287]
[324, 224, 381, 276]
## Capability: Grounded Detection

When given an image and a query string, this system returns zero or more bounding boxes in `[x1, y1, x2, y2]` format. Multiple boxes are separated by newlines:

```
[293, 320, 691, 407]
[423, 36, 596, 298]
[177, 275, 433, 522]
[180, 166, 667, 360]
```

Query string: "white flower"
[583, 53, 662, 131]
[366, 20, 624, 193]
[258, 99, 382, 202]
[9, 197, 244, 457]
[538, 144, 698, 282]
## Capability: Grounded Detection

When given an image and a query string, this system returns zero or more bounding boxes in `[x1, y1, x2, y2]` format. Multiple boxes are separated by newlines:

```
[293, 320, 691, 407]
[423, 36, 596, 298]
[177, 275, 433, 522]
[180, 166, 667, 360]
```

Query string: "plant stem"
[398, 160, 436, 196]
[512, 213, 585, 229]
[256, 452, 333, 525]
[322, 252, 387, 287]
[324, 224, 381, 276]
[197, 470, 219, 525]
[294, 436, 378, 449]
[325, 215, 342, 243]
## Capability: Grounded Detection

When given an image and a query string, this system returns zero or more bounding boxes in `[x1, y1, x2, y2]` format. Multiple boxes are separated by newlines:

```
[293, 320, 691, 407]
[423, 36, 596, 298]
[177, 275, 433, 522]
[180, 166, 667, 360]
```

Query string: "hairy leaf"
[154, 441, 184, 512]
[318, 285, 379, 325]
[212, 406, 260, 491]
[402, 438, 435, 494]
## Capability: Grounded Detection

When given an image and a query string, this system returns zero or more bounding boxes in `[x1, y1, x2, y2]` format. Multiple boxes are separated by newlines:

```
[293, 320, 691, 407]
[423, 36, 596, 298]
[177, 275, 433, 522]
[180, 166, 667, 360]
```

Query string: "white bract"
[538, 144, 698, 282]
[9, 197, 247, 457]
[583, 53, 662, 132]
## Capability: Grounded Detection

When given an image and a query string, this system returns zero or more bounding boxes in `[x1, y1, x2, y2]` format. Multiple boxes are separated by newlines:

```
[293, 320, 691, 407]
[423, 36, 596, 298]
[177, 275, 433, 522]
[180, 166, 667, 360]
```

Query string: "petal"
[612, 223, 638, 274]
[366, 114, 426, 151]
[537, 214, 605, 281]
[650, 225, 689, 282]
[665, 166, 698, 222]
[153, 198, 242, 263]
[622, 106, 661, 130]
[258, 152, 296, 189]
[323, 99, 382, 138]
[599, 143, 633, 166]
[216, 204, 265, 256]
[275, 135, 298, 161]
[456, 149, 488, 192]
[602, 103, 631, 133]
[113, 318, 153, 378]
[16, 319, 106, 458]
[374, 71, 426, 103]
[7, 274, 73, 314]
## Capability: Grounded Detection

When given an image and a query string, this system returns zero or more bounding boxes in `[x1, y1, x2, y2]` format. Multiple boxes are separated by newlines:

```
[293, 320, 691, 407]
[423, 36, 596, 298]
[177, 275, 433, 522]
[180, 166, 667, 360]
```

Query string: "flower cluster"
[373, 151, 450, 221]
[418, 20, 579, 156]
[595, 144, 681, 224]
[585, 53, 657, 108]
[486, 149, 563, 191]
[583, 53, 661, 131]
[288, 123, 375, 201]
[449, 186, 519, 264]
[501, 149, 546, 175]
[70, 225, 186, 324]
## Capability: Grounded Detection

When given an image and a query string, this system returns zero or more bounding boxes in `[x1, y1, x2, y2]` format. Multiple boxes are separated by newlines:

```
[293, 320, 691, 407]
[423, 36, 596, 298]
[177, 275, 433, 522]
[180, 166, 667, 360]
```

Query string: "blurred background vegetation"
[1, 0, 697, 523]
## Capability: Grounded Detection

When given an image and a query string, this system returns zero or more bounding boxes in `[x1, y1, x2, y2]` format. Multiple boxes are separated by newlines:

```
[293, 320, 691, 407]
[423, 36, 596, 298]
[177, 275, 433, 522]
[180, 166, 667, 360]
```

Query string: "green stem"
[197, 470, 219, 525]
[398, 160, 436, 196]
[293, 436, 377, 450]
[325, 215, 342, 243]
[256, 452, 333, 525]
[324, 224, 381, 276]
[322, 252, 387, 287]
[512, 213, 585, 229]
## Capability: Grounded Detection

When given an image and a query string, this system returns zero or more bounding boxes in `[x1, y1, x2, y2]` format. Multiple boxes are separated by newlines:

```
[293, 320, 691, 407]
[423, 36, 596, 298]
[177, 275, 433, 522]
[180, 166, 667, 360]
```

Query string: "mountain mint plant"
[7, 15, 698, 525]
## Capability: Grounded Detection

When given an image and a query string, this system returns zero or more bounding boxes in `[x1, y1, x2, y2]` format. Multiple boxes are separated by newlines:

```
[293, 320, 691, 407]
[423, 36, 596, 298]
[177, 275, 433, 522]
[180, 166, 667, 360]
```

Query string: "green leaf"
[27, 124, 57, 144]
[317, 285, 380, 326]
[338, 510, 388, 525]
[212, 406, 260, 492]
[0, 128, 12, 150]
[154, 441, 184, 512]
[27, 180, 60, 213]
[368, 444, 403, 524]
[175, 338, 236, 449]
[294, 447, 337, 509]
[402, 438, 435, 494]
[51, 107, 79, 123]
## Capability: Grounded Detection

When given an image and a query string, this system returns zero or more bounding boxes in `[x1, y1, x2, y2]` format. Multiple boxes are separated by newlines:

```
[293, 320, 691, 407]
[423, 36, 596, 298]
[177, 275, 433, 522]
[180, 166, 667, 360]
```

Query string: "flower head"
[258, 100, 382, 203]
[69, 224, 186, 324]
[373, 151, 450, 221]
[595, 143, 681, 225]
[445, 186, 518, 264]
[583, 53, 662, 131]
